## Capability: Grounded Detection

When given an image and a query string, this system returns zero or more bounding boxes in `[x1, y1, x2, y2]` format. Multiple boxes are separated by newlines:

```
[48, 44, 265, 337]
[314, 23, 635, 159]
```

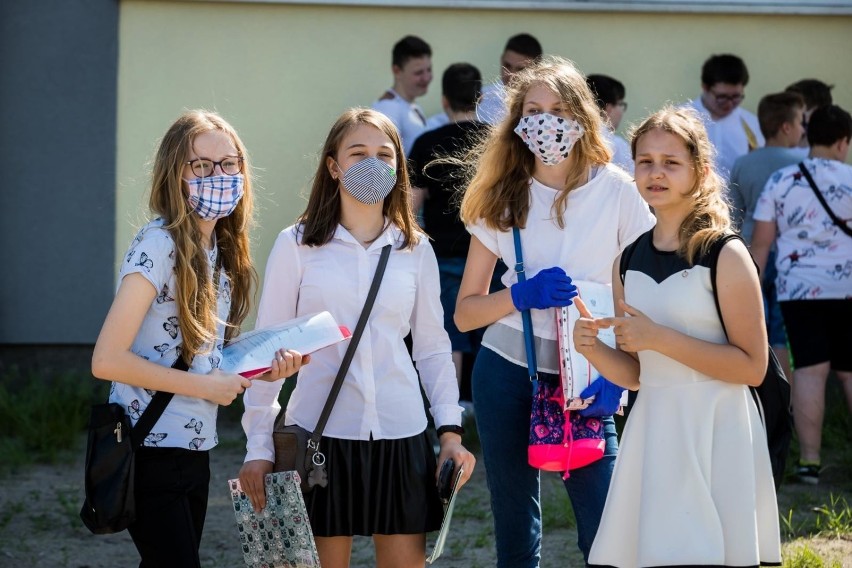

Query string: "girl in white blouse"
[240, 108, 475, 568]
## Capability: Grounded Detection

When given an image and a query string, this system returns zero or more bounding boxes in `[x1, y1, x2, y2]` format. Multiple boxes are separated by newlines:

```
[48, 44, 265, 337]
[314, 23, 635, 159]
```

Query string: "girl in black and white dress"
[574, 107, 781, 567]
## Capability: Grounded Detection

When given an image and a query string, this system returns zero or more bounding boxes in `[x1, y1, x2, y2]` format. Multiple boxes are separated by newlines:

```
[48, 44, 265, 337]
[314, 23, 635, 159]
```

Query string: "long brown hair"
[298, 108, 419, 249]
[149, 110, 257, 363]
[630, 106, 731, 263]
[460, 56, 612, 231]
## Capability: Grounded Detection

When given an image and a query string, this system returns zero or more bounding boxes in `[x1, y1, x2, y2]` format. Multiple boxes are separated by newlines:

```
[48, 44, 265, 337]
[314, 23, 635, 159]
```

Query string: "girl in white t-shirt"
[91, 111, 306, 567]
[239, 108, 475, 568]
[455, 56, 654, 566]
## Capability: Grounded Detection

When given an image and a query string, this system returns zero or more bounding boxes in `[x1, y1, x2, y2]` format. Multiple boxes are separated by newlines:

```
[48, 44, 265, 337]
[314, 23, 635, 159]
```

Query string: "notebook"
[227, 472, 320, 568]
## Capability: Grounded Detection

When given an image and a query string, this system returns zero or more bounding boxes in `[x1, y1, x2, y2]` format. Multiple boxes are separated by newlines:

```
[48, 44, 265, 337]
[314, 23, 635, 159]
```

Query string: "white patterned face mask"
[186, 174, 244, 220]
[337, 157, 396, 204]
[514, 113, 585, 166]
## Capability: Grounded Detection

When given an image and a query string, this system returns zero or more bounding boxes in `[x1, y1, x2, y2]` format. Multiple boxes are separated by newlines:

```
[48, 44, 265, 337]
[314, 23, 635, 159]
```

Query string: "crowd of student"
[90, 30, 850, 568]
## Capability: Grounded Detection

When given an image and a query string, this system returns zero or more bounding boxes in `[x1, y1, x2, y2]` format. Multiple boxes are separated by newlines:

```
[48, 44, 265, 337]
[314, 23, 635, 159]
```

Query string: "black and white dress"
[588, 230, 781, 568]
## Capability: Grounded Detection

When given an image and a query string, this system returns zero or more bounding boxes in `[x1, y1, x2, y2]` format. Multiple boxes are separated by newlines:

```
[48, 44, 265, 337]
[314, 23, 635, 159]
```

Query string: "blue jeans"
[472, 347, 617, 567]
[762, 250, 788, 348]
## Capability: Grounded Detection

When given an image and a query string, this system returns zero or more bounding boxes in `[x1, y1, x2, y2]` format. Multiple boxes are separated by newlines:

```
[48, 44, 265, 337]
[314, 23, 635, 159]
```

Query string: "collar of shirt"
[332, 219, 402, 251]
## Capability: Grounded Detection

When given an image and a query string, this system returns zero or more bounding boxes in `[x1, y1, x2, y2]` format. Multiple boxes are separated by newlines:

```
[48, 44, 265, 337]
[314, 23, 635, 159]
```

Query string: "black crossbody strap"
[798, 162, 852, 237]
[130, 356, 189, 447]
[310, 244, 392, 444]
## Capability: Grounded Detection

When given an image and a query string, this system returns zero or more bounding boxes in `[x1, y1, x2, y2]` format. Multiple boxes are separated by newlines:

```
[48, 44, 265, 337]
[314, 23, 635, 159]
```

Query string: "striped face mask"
[186, 174, 244, 221]
[338, 157, 396, 205]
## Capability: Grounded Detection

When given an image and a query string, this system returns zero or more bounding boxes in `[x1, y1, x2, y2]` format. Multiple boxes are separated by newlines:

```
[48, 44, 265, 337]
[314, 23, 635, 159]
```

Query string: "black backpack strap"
[130, 356, 188, 447]
[618, 232, 646, 286]
[707, 233, 745, 338]
[798, 162, 852, 237]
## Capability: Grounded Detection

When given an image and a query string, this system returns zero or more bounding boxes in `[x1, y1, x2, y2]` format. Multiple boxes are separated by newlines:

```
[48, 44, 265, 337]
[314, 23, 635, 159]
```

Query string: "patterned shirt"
[753, 158, 852, 301]
[109, 218, 230, 450]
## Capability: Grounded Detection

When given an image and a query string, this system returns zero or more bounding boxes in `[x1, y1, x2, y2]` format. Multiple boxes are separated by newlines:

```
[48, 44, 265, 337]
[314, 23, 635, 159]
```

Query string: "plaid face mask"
[339, 157, 396, 205]
[186, 174, 245, 221]
[514, 113, 585, 166]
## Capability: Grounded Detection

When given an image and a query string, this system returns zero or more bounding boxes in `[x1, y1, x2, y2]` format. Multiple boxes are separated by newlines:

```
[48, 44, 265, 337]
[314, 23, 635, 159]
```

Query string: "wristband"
[437, 425, 465, 437]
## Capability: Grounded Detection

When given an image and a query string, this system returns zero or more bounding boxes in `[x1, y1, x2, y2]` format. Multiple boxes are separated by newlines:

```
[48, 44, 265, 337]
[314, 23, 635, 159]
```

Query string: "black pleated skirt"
[303, 430, 443, 537]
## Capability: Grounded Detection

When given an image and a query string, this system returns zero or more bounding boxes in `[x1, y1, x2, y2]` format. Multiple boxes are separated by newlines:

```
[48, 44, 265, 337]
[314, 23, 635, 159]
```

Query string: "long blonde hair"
[460, 56, 612, 231]
[630, 106, 732, 263]
[149, 110, 257, 363]
[298, 108, 419, 250]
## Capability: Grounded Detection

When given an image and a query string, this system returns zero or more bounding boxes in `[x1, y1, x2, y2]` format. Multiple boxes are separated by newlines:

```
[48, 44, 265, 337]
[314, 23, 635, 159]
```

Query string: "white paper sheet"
[557, 280, 621, 409]
[426, 465, 465, 564]
[222, 311, 350, 378]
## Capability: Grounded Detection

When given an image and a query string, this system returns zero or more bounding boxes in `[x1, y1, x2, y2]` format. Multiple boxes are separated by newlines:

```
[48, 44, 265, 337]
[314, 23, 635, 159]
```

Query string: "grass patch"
[782, 543, 842, 568]
[0, 367, 106, 474]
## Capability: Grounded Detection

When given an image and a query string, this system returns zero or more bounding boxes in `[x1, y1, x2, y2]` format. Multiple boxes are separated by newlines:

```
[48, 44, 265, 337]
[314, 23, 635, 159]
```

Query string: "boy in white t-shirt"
[372, 35, 433, 155]
[686, 54, 764, 180]
[476, 33, 543, 126]
[586, 73, 633, 175]
[751, 104, 852, 486]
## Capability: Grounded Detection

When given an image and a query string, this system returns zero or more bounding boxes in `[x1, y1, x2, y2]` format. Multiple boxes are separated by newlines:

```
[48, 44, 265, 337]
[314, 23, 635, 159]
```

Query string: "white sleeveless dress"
[588, 231, 781, 568]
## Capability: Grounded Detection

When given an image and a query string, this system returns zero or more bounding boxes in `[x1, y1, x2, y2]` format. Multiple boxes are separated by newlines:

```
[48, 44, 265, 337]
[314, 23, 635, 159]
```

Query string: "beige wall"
[117, 0, 851, 321]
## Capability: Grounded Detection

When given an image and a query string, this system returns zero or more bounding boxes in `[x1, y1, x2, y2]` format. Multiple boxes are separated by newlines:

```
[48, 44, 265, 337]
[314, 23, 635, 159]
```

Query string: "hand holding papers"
[426, 461, 465, 564]
[222, 311, 351, 378]
[557, 280, 619, 410]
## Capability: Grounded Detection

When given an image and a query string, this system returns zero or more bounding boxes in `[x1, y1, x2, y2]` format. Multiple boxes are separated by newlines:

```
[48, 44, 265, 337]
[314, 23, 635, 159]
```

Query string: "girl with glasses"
[91, 110, 306, 567]
[454, 56, 655, 567]
[239, 108, 475, 567]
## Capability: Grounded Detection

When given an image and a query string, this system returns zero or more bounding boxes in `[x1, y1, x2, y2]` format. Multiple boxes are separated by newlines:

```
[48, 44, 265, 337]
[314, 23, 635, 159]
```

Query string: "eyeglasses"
[710, 91, 745, 105]
[617, 101, 628, 111]
[186, 156, 243, 178]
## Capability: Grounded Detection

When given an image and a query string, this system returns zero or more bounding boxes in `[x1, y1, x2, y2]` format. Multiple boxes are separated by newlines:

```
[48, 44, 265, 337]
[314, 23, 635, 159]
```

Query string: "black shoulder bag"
[80, 356, 189, 534]
[273, 244, 392, 493]
[707, 234, 793, 490]
[798, 162, 852, 237]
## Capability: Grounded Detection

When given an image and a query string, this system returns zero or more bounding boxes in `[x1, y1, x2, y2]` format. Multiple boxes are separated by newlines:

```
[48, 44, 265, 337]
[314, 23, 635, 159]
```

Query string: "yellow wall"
[117, 1, 852, 321]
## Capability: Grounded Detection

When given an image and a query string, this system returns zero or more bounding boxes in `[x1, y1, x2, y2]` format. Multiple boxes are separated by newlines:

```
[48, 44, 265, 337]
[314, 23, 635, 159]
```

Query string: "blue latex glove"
[577, 377, 625, 418]
[510, 267, 578, 311]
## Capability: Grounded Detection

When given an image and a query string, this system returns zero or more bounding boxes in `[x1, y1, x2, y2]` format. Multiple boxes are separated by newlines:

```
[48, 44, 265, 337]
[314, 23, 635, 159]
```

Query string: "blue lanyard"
[512, 227, 538, 382]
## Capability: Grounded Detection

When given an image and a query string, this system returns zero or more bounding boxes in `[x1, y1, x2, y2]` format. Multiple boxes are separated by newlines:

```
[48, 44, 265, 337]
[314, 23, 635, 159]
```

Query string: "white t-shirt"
[110, 218, 229, 451]
[468, 165, 656, 372]
[372, 89, 427, 155]
[476, 81, 507, 125]
[753, 157, 852, 301]
[604, 129, 635, 175]
[242, 223, 462, 463]
[687, 97, 764, 181]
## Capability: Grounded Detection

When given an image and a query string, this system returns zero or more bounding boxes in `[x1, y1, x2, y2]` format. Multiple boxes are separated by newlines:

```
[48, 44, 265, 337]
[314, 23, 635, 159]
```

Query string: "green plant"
[780, 508, 811, 540]
[782, 543, 842, 568]
[0, 367, 106, 472]
[813, 494, 852, 539]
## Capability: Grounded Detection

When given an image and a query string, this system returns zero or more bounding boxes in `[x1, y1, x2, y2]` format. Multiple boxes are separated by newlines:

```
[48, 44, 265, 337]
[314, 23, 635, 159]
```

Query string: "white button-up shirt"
[242, 222, 462, 463]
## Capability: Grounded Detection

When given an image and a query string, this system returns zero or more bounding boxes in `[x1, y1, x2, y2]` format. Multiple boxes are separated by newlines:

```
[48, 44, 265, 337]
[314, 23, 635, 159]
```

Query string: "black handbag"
[79, 357, 188, 534]
[273, 244, 391, 493]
